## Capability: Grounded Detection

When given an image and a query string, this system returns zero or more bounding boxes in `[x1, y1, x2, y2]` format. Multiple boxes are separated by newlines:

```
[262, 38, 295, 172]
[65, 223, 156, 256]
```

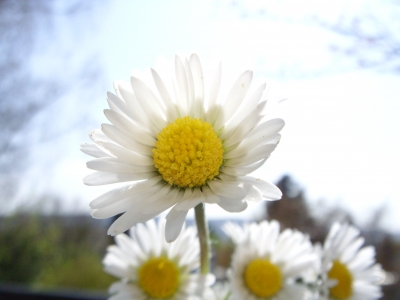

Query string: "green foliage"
[0, 213, 115, 291]
[0, 214, 58, 283]
[37, 249, 114, 290]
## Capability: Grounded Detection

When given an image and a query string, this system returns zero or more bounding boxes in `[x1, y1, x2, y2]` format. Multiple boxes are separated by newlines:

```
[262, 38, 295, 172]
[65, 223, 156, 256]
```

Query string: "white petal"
[214, 70, 253, 131]
[107, 91, 132, 120]
[113, 80, 132, 96]
[220, 158, 267, 176]
[140, 186, 180, 214]
[90, 176, 163, 209]
[246, 118, 285, 142]
[184, 58, 195, 116]
[107, 207, 163, 236]
[87, 157, 156, 174]
[165, 207, 189, 242]
[222, 101, 266, 149]
[145, 219, 162, 256]
[118, 87, 158, 136]
[173, 188, 205, 211]
[83, 171, 158, 186]
[89, 128, 111, 143]
[101, 124, 154, 156]
[114, 234, 144, 266]
[94, 141, 153, 166]
[242, 177, 282, 200]
[224, 143, 277, 167]
[283, 256, 316, 277]
[341, 237, 365, 264]
[149, 87, 169, 120]
[207, 180, 246, 200]
[133, 222, 153, 254]
[130, 76, 167, 131]
[189, 54, 204, 119]
[224, 138, 267, 160]
[224, 119, 284, 159]
[104, 109, 156, 146]
[150, 68, 179, 122]
[242, 183, 263, 202]
[92, 195, 147, 219]
[205, 62, 221, 124]
[223, 82, 266, 137]
[223, 222, 246, 244]
[201, 186, 220, 204]
[174, 55, 190, 116]
[218, 198, 248, 212]
[80, 143, 110, 158]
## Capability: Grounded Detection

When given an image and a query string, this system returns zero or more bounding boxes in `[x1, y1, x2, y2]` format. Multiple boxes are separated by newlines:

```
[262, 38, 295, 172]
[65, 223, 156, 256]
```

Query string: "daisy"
[82, 53, 284, 241]
[320, 223, 383, 300]
[103, 219, 213, 300]
[223, 220, 317, 300]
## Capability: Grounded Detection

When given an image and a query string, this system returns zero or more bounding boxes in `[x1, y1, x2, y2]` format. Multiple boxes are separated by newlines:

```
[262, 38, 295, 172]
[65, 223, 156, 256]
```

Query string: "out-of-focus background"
[1, 0, 399, 298]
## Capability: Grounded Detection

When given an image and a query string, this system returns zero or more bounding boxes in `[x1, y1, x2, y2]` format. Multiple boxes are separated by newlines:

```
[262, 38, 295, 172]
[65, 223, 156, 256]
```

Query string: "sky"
[9, 0, 400, 233]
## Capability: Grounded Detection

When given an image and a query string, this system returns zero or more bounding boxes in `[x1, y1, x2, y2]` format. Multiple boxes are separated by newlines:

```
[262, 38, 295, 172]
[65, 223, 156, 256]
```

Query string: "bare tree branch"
[0, 0, 106, 199]
[315, 0, 400, 72]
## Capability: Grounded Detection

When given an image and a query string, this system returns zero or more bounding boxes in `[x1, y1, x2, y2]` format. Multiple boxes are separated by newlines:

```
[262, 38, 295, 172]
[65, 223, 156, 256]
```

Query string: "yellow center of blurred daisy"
[153, 116, 224, 188]
[244, 259, 282, 298]
[138, 257, 180, 299]
[328, 260, 353, 299]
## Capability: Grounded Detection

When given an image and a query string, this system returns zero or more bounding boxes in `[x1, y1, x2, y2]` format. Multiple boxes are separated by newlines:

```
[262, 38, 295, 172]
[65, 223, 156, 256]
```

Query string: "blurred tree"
[265, 175, 323, 241]
[316, 0, 400, 73]
[265, 175, 354, 243]
[0, 0, 106, 203]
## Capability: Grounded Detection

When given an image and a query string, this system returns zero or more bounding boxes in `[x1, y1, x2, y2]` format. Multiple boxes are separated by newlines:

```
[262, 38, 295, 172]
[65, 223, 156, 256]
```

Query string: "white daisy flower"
[103, 219, 214, 300]
[320, 222, 383, 300]
[82, 53, 284, 241]
[223, 220, 317, 300]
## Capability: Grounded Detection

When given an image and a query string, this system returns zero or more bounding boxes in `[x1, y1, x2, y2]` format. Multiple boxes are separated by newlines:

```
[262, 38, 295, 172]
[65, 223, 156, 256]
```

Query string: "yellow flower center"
[153, 116, 224, 188]
[138, 257, 180, 299]
[328, 260, 353, 299]
[244, 259, 283, 298]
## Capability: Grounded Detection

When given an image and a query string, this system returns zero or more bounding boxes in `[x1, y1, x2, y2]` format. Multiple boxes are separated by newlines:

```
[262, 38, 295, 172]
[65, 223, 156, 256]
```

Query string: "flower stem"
[194, 203, 210, 275]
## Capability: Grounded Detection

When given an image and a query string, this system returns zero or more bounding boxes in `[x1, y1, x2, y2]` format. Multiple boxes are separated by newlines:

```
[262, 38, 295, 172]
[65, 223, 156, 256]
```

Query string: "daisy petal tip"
[270, 190, 283, 201]
[165, 226, 179, 243]
[82, 176, 93, 186]
[278, 118, 286, 127]
[165, 235, 176, 243]
[149, 68, 157, 76]
[107, 227, 121, 237]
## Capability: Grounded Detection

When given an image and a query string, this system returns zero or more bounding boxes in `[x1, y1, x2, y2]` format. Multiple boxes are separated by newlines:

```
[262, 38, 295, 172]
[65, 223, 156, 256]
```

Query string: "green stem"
[194, 203, 210, 275]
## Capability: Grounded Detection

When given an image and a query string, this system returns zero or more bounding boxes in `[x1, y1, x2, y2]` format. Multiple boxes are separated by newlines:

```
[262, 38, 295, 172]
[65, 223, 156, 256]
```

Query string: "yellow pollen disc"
[152, 116, 224, 188]
[328, 260, 353, 299]
[138, 257, 180, 299]
[244, 259, 283, 298]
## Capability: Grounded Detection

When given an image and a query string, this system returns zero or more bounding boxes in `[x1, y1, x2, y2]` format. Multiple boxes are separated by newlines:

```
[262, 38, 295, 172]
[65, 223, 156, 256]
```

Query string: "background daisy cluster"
[0, 0, 399, 299]
[104, 219, 383, 300]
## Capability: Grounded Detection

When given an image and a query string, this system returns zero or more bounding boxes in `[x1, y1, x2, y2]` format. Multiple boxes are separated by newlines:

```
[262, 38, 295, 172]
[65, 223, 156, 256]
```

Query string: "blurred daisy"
[223, 221, 317, 300]
[207, 281, 231, 300]
[103, 219, 213, 300]
[320, 223, 383, 300]
[82, 53, 284, 241]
